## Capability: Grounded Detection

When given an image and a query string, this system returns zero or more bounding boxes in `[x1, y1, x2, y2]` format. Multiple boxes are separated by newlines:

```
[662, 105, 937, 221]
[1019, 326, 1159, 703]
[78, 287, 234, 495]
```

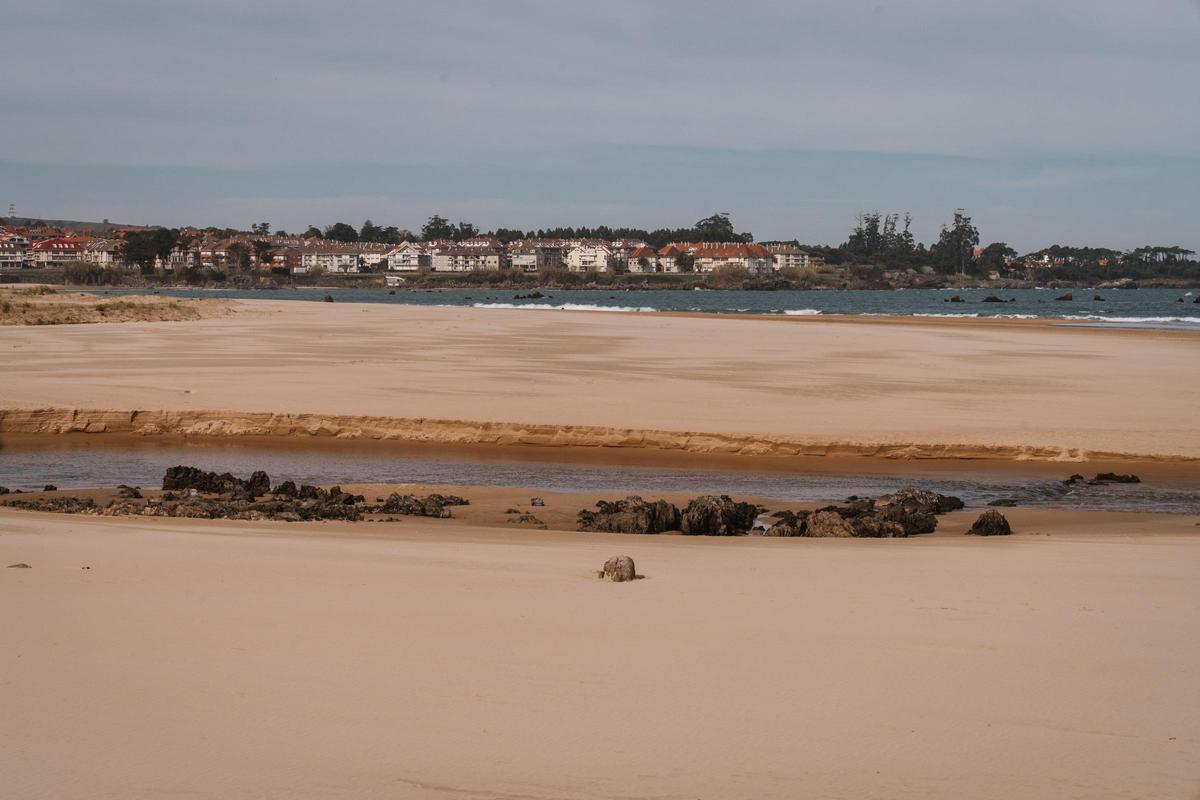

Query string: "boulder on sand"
[1091, 472, 1140, 484]
[598, 555, 636, 582]
[1055, 292, 1073, 301]
[680, 495, 760, 536]
[578, 496, 680, 534]
[804, 510, 857, 538]
[968, 509, 1012, 536]
[764, 510, 809, 537]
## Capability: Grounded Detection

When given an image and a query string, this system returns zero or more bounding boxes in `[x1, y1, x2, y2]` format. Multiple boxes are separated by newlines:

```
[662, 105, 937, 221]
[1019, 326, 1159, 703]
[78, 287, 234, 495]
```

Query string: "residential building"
[385, 242, 431, 272]
[28, 237, 94, 266]
[626, 245, 661, 273]
[431, 246, 505, 272]
[298, 247, 361, 273]
[0, 241, 26, 268]
[690, 243, 774, 274]
[508, 240, 565, 272]
[565, 241, 623, 273]
[765, 244, 822, 270]
[80, 239, 126, 269]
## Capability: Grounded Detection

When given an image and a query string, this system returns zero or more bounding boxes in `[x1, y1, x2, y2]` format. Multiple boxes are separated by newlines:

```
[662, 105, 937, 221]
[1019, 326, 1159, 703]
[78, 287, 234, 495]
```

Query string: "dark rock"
[578, 496, 680, 534]
[599, 555, 636, 582]
[805, 510, 856, 537]
[848, 515, 909, 538]
[272, 480, 298, 497]
[117, 485, 142, 499]
[968, 509, 1012, 536]
[5, 496, 96, 514]
[981, 295, 1005, 303]
[874, 502, 936, 535]
[508, 513, 545, 527]
[43, 484, 57, 492]
[530, 497, 545, 507]
[528, 290, 544, 299]
[680, 495, 759, 536]
[1064, 474, 1086, 485]
[1055, 292, 1073, 301]
[388, 289, 396, 295]
[1093, 295, 1105, 301]
[323, 294, 334, 302]
[1194, 296, 1200, 304]
[946, 295, 964, 303]
[0, 486, 9, 495]
[7, 563, 31, 569]
[881, 488, 964, 514]
[162, 466, 271, 499]
[987, 498, 1019, 507]
[763, 510, 808, 537]
[1092, 472, 1140, 484]
[378, 492, 458, 518]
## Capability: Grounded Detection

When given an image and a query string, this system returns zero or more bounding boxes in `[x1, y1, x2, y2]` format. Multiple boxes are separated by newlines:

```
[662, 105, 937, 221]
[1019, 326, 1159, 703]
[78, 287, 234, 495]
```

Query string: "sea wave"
[470, 302, 658, 312]
[781, 309, 823, 316]
[1061, 315, 1200, 324]
[913, 312, 981, 318]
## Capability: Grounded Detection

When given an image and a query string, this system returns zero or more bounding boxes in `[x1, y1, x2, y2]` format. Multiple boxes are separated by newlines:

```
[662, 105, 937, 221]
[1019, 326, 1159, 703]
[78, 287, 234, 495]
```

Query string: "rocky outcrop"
[378, 492, 468, 518]
[763, 510, 809, 537]
[599, 555, 636, 582]
[982, 295, 1005, 303]
[1055, 292, 1073, 301]
[162, 466, 271, 499]
[680, 495, 760, 536]
[1092, 472, 1140, 484]
[968, 509, 1012, 536]
[770, 488, 964, 538]
[804, 510, 857, 537]
[578, 496, 680, 534]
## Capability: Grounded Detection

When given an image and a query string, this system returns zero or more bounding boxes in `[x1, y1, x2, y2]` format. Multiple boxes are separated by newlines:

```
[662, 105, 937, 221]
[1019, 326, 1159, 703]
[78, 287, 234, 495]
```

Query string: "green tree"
[930, 209, 980, 275]
[675, 252, 696, 272]
[303, 226, 323, 239]
[421, 214, 455, 241]
[693, 212, 751, 243]
[250, 222, 271, 236]
[324, 222, 359, 242]
[454, 220, 479, 241]
[359, 219, 383, 242]
[226, 241, 251, 271]
[976, 242, 1016, 272]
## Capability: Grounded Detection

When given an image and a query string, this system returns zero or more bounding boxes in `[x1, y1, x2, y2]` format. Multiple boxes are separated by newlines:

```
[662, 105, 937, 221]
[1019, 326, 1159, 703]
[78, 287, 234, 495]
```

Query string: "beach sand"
[3, 301, 1199, 798]
[1, 300, 1198, 462]
[2, 507, 1198, 799]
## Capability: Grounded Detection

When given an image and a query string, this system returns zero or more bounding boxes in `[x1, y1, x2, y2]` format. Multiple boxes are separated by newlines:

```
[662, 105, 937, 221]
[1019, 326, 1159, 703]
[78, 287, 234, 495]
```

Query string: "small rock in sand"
[598, 555, 636, 582]
[968, 509, 1012, 536]
[7, 563, 31, 569]
[530, 497, 545, 507]
[43, 484, 57, 492]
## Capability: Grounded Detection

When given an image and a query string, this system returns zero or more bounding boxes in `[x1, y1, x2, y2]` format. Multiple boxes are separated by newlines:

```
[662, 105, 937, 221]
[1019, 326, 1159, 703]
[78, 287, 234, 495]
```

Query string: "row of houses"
[0, 227, 824, 275]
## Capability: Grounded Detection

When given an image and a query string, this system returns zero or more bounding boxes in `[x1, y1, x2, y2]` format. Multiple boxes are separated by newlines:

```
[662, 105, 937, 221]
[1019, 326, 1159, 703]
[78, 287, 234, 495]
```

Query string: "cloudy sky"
[2, 0, 1198, 251]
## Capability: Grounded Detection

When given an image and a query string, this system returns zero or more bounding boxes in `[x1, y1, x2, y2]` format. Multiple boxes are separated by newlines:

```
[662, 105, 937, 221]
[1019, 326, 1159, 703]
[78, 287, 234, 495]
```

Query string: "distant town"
[1, 210, 1196, 289]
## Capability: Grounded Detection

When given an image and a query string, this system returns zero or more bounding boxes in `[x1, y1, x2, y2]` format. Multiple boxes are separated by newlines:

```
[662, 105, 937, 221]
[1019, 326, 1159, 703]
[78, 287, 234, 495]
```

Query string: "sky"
[1, 0, 1198, 252]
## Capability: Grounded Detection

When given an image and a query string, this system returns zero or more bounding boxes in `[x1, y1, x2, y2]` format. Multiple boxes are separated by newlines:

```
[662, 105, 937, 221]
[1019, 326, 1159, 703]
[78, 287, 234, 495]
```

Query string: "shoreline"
[4, 407, 1200, 467]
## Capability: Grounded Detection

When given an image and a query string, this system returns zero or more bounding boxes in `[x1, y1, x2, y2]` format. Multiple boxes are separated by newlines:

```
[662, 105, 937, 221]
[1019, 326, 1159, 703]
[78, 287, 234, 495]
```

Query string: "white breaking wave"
[914, 312, 980, 318]
[470, 302, 658, 312]
[780, 309, 823, 316]
[1061, 315, 1200, 324]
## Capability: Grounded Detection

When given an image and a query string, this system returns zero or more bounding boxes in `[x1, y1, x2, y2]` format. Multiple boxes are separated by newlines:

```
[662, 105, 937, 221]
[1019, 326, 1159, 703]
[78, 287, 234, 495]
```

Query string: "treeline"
[281, 212, 753, 248]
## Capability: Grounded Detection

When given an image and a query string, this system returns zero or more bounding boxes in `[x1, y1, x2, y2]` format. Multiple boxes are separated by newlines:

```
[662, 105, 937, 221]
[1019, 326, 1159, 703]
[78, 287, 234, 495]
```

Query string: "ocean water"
[93, 287, 1200, 328]
[3, 441, 1199, 513]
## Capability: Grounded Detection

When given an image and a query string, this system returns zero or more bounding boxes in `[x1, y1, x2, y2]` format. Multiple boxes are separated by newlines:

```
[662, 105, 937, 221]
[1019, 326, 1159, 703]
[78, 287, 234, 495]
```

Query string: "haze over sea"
[101, 286, 1200, 328]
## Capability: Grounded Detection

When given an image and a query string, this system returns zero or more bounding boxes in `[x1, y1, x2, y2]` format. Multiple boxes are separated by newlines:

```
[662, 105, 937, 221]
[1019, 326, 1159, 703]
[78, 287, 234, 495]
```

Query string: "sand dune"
[1, 301, 1198, 461]
[2, 508, 1198, 799]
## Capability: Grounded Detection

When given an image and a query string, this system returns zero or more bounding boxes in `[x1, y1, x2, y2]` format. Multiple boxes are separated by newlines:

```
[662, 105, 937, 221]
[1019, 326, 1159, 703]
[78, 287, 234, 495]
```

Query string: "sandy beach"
[2, 300, 1199, 462]
[3, 507, 1198, 799]
[2, 300, 1199, 798]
